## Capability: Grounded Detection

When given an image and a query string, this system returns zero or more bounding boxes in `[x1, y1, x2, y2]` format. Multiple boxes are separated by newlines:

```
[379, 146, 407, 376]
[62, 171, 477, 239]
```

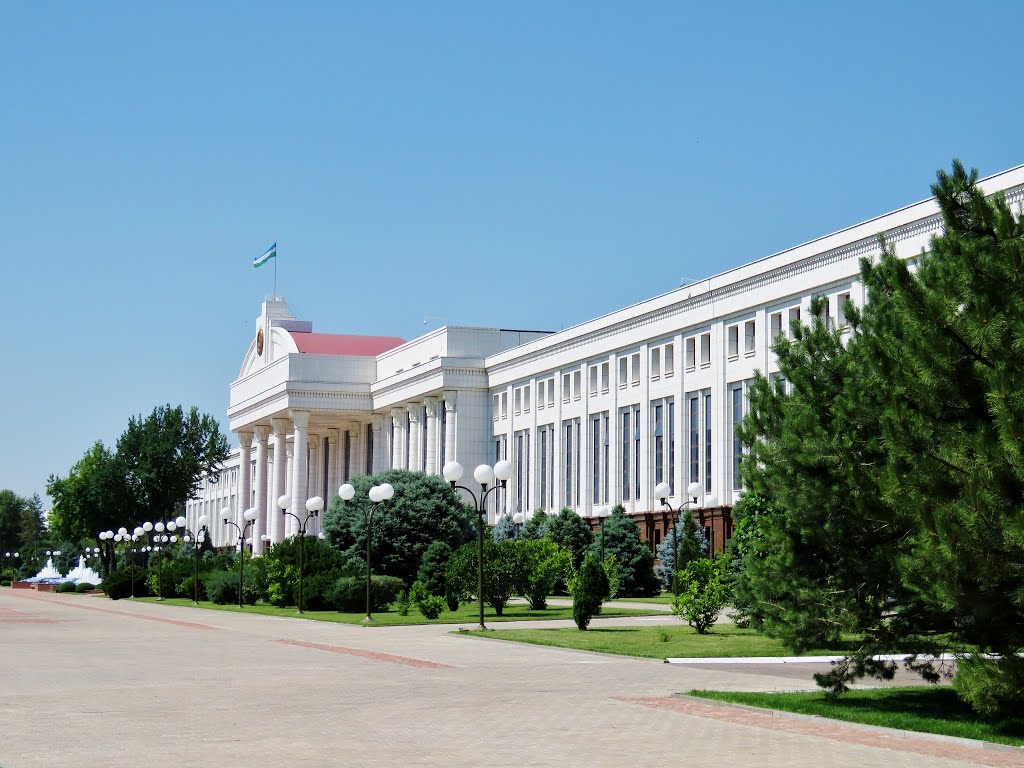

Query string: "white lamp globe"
[687, 481, 702, 499]
[379, 483, 395, 501]
[117, 527, 128, 536]
[170, 535, 178, 543]
[132, 535, 138, 542]
[368, 486, 382, 503]
[318, 531, 326, 540]
[306, 497, 324, 513]
[93, 547, 99, 554]
[704, 494, 719, 508]
[339, 483, 356, 501]
[493, 460, 514, 482]
[155, 522, 165, 533]
[167, 521, 177, 532]
[474, 464, 495, 486]
[442, 461, 463, 483]
[113, 534, 122, 543]
[143, 522, 153, 532]
[175, 516, 187, 528]
[134, 527, 144, 537]
[513, 512, 524, 524]
[277, 495, 291, 511]
[654, 482, 671, 501]
[243, 508, 258, 522]
[198, 515, 209, 528]
[600, 505, 612, 518]
[221, 509, 230, 522]
[54, 550, 61, 556]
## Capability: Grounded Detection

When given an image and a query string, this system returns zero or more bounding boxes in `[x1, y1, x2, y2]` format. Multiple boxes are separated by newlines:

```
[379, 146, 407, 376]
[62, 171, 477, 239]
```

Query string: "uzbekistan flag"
[254, 243, 277, 268]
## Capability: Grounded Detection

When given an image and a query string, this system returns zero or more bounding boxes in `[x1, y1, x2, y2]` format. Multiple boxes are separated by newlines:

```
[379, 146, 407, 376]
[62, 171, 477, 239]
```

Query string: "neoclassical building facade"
[186, 164, 1024, 553]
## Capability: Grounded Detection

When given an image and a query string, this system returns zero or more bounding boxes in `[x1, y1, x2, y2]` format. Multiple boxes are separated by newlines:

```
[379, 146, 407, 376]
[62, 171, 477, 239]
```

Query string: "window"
[789, 306, 801, 331]
[653, 403, 664, 485]
[685, 337, 696, 369]
[501, 392, 508, 419]
[562, 374, 571, 402]
[573, 370, 582, 400]
[621, 409, 631, 501]
[564, 420, 576, 507]
[744, 320, 755, 354]
[664, 344, 674, 377]
[619, 357, 628, 388]
[514, 430, 530, 512]
[589, 365, 598, 396]
[651, 347, 661, 379]
[592, 415, 602, 504]
[667, 400, 675, 495]
[700, 333, 711, 366]
[727, 325, 739, 358]
[770, 312, 782, 341]
[688, 395, 700, 485]
[634, 406, 641, 500]
[492, 394, 499, 420]
[631, 353, 640, 385]
[539, 426, 551, 509]
[732, 385, 744, 490]
[537, 380, 545, 409]
[837, 292, 851, 327]
[523, 385, 531, 411]
[547, 378, 555, 407]
[514, 388, 522, 415]
[704, 393, 712, 493]
[601, 362, 610, 392]
[603, 413, 610, 503]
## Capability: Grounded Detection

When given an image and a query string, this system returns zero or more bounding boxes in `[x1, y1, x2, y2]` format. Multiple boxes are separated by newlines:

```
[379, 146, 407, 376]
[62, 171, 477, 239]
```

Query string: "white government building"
[186, 164, 1024, 555]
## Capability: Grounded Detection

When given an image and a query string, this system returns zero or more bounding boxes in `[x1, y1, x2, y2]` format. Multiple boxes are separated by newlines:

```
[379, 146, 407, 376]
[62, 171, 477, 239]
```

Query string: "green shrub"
[301, 570, 346, 611]
[954, 655, 1024, 717]
[416, 594, 446, 619]
[177, 574, 207, 602]
[0, 580, 11, 587]
[570, 553, 610, 630]
[417, 541, 452, 596]
[672, 557, 730, 634]
[204, 570, 259, 605]
[101, 567, 151, 600]
[591, 506, 661, 597]
[513, 539, 571, 610]
[328, 575, 405, 612]
[446, 539, 520, 616]
[57, 581, 76, 593]
[264, 536, 353, 608]
[75, 582, 96, 593]
[393, 588, 411, 616]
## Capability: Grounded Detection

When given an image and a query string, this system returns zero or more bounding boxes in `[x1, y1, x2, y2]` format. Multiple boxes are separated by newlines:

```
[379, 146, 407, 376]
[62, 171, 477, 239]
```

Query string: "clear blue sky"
[2, 2, 1021, 505]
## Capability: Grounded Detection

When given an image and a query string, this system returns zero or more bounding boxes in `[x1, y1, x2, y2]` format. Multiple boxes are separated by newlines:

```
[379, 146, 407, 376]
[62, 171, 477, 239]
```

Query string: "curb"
[673, 693, 1024, 754]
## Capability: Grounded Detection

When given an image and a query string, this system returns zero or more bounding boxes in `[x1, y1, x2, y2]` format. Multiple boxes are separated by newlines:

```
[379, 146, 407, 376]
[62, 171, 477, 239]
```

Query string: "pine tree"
[521, 509, 551, 540]
[655, 514, 707, 591]
[590, 505, 661, 597]
[491, 513, 519, 542]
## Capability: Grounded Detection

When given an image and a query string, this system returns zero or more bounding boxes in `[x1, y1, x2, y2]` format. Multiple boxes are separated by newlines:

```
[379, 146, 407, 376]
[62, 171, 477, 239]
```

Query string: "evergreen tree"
[417, 540, 452, 597]
[491, 512, 519, 542]
[545, 507, 592, 567]
[19, 494, 46, 556]
[0, 490, 26, 557]
[521, 509, 551, 540]
[589, 505, 661, 597]
[570, 553, 610, 630]
[655, 513, 708, 591]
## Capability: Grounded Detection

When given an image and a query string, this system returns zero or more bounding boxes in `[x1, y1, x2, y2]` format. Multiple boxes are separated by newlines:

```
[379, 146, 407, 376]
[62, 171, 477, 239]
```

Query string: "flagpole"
[274, 244, 278, 299]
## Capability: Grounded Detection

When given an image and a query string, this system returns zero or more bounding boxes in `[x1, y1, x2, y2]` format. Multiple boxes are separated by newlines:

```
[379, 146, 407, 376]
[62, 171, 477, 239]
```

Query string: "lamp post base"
[361, 616, 376, 624]
[476, 624, 492, 632]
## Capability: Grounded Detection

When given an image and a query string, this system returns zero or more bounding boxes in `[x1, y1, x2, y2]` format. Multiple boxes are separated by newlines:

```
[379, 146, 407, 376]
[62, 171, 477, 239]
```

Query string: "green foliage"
[602, 554, 620, 599]
[513, 539, 571, 609]
[409, 581, 446, 618]
[672, 558, 730, 634]
[954, 656, 1024, 718]
[655, 514, 708, 591]
[569, 553, 610, 630]
[203, 569, 259, 605]
[323, 470, 474, 586]
[521, 509, 551, 540]
[546, 507, 593, 567]
[416, 541, 452, 597]
[328, 574, 405, 612]
[393, 588, 411, 616]
[101, 567, 150, 600]
[263, 535, 353, 608]
[589, 506, 661, 597]
[445, 539, 519, 616]
[177, 574, 207, 602]
[491, 513, 519, 542]
[0, 580, 10, 587]
[56, 581, 76, 593]
[737, 161, 1024, 716]
[74, 582, 96, 593]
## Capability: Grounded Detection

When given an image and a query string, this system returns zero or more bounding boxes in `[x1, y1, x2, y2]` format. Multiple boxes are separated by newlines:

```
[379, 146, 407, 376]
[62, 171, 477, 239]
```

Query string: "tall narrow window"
[789, 306, 801, 332]
[654, 404, 664, 485]
[700, 333, 711, 365]
[564, 422, 574, 507]
[744, 320, 755, 354]
[601, 362, 609, 392]
[771, 312, 783, 340]
[501, 392, 508, 419]
[621, 409, 631, 501]
[573, 370, 582, 399]
[514, 388, 522, 414]
[590, 366, 598, 396]
[727, 325, 739, 358]
[704, 393, 713, 493]
[689, 395, 700, 484]
[493, 394, 500, 420]
[537, 380, 545, 409]
[575, 420, 581, 507]
[619, 357, 628, 388]
[523, 385, 531, 411]
[837, 292, 851, 327]
[651, 348, 661, 378]
[631, 353, 640, 385]
[516, 432, 524, 512]
[343, 431, 352, 482]
[686, 337, 696, 369]
[732, 387, 744, 490]
[664, 344, 674, 376]
[634, 406, 641, 500]
[603, 413, 610, 504]
[667, 400, 675, 495]
[563, 374, 571, 402]
[592, 415, 602, 503]
[540, 428, 548, 509]
[366, 428, 374, 475]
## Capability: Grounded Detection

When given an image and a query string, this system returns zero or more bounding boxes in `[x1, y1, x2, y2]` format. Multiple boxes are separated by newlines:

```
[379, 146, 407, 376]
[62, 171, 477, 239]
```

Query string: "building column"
[236, 431, 254, 547]
[253, 426, 271, 555]
[326, 428, 339, 504]
[307, 434, 321, 536]
[408, 404, 422, 472]
[289, 410, 310, 538]
[424, 397, 439, 475]
[371, 414, 386, 474]
[443, 392, 458, 464]
[391, 407, 407, 470]
[285, 444, 295, 536]
[270, 418, 290, 544]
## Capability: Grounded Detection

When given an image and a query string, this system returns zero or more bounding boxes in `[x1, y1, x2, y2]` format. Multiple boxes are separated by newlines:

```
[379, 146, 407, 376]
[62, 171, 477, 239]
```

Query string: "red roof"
[290, 332, 405, 357]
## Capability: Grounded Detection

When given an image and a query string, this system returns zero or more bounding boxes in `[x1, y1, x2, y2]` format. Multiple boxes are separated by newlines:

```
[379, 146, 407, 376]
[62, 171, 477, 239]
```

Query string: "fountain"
[65, 555, 103, 585]
[29, 557, 63, 581]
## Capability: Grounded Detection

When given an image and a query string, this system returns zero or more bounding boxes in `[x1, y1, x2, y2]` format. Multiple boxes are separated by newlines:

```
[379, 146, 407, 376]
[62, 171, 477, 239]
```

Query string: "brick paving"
[1, 588, 1018, 768]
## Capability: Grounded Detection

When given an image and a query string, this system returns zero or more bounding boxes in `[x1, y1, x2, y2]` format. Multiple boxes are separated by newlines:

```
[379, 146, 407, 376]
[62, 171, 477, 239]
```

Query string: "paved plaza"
[1, 589, 1019, 768]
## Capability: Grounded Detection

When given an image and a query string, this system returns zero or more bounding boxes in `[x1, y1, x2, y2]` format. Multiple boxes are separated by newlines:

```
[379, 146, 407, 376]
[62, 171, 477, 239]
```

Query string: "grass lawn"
[688, 688, 1024, 747]
[133, 597, 659, 626]
[461, 623, 919, 660]
[545, 593, 675, 605]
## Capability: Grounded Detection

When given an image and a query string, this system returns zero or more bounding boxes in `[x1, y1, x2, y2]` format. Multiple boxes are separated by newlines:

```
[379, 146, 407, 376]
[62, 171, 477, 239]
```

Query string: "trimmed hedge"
[328, 575, 405, 612]
[56, 581, 77, 593]
[203, 570, 259, 605]
[102, 568, 152, 600]
[75, 582, 96, 593]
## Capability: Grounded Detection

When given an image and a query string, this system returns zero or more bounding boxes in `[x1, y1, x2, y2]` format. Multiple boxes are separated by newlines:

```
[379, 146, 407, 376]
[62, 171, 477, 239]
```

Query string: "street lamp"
[223, 507, 259, 608]
[512, 511, 525, 536]
[444, 459, 514, 631]
[590, 505, 612, 560]
[278, 495, 324, 614]
[655, 481, 701, 593]
[337, 483, 394, 623]
[172, 515, 208, 604]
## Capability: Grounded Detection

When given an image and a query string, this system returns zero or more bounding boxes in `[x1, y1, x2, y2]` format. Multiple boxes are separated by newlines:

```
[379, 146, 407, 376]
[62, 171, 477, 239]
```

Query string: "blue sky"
[2, 2, 1021, 504]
